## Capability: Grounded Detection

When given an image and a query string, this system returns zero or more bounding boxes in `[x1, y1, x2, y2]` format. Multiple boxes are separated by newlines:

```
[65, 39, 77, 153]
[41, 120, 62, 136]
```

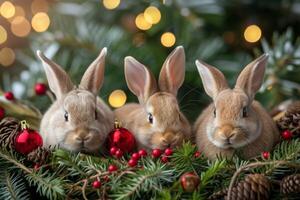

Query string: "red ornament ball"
[15, 128, 43, 155]
[107, 121, 136, 153]
[152, 149, 162, 158]
[35, 83, 47, 95]
[128, 159, 138, 167]
[92, 180, 101, 189]
[110, 146, 118, 155]
[115, 149, 123, 158]
[0, 106, 5, 120]
[108, 164, 118, 172]
[4, 91, 14, 101]
[161, 155, 169, 163]
[281, 130, 293, 140]
[262, 151, 270, 159]
[164, 148, 173, 156]
[138, 149, 147, 157]
[194, 151, 201, 158]
[180, 172, 200, 192]
[131, 153, 140, 161]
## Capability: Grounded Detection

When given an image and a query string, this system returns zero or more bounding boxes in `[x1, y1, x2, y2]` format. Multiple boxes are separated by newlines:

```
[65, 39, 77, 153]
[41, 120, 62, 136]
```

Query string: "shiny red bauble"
[262, 151, 270, 159]
[15, 128, 43, 155]
[92, 180, 101, 189]
[138, 149, 147, 157]
[281, 130, 293, 140]
[152, 149, 162, 158]
[107, 121, 136, 153]
[164, 148, 173, 156]
[0, 106, 5, 120]
[180, 172, 200, 192]
[108, 164, 118, 172]
[4, 91, 14, 100]
[35, 83, 47, 95]
[128, 159, 138, 167]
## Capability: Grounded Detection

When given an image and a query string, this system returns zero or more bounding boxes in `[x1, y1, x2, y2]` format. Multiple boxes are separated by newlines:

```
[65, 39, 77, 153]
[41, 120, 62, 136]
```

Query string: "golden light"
[0, 1, 15, 19]
[244, 25, 262, 43]
[0, 48, 15, 66]
[103, 0, 120, 10]
[135, 13, 152, 31]
[108, 89, 127, 108]
[8, 6, 25, 22]
[161, 32, 176, 47]
[144, 6, 161, 24]
[0, 26, 7, 44]
[11, 16, 31, 37]
[31, 12, 50, 32]
[31, 0, 49, 14]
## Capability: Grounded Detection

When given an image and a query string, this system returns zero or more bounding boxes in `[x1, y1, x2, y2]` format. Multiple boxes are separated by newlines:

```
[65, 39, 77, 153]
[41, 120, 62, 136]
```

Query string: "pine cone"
[27, 146, 52, 165]
[0, 117, 20, 149]
[277, 101, 300, 136]
[280, 174, 300, 195]
[208, 174, 270, 200]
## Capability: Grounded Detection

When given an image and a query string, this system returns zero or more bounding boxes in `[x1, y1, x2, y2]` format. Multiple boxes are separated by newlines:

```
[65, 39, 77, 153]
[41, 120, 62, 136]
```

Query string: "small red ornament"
[164, 148, 173, 156]
[15, 121, 43, 155]
[161, 155, 168, 163]
[131, 152, 140, 161]
[110, 146, 118, 155]
[152, 149, 162, 158]
[115, 149, 123, 158]
[103, 175, 110, 182]
[4, 91, 14, 100]
[194, 151, 201, 158]
[34, 163, 41, 171]
[128, 159, 138, 167]
[108, 164, 118, 172]
[281, 130, 293, 140]
[180, 172, 200, 192]
[92, 180, 101, 189]
[0, 106, 5, 120]
[35, 83, 47, 95]
[262, 151, 270, 159]
[138, 149, 147, 157]
[107, 120, 136, 153]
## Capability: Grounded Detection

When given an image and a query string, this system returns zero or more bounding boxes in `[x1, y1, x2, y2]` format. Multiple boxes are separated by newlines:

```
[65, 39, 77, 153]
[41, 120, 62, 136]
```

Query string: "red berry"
[138, 149, 147, 157]
[110, 147, 118, 155]
[34, 164, 40, 170]
[0, 106, 5, 120]
[128, 159, 138, 167]
[161, 155, 168, 163]
[103, 175, 110, 182]
[194, 151, 201, 158]
[108, 164, 118, 172]
[262, 151, 270, 159]
[152, 149, 162, 158]
[180, 172, 200, 192]
[115, 149, 123, 158]
[92, 180, 101, 189]
[131, 153, 140, 160]
[35, 83, 47, 95]
[164, 148, 173, 156]
[4, 91, 14, 100]
[281, 130, 293, 140]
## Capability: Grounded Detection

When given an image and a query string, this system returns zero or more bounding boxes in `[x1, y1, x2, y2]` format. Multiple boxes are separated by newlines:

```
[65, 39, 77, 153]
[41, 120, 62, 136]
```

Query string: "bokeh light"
[161, 32, 176, 47]
[0, 48, 15, 66]
[0, 26, 7, 44]
[108, 89, 127, 108]
[135, 13, 152, 30]
[31, 0, 49, 14]
[31, 12, 50, 32]
[244, 25, 262, 43]
[0, 1, 15, 19]
[11, 16, 31, 37]
[103, 0, 120, 10]
[144, 6, 161, 24]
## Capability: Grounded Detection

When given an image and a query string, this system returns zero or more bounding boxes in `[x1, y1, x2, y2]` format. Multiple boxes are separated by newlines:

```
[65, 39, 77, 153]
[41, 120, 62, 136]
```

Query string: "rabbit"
[37, 48, 114, 153]
[114, 46, 191, 151]
[194, 54, 279, 160]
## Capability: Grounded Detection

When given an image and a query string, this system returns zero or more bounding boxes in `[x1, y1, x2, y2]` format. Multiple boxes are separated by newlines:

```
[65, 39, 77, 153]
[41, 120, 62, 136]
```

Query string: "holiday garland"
[0, 101, 299, 200]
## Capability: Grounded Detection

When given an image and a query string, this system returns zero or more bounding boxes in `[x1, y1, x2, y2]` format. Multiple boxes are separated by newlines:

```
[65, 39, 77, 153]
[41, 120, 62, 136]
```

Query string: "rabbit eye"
[242, 107, 248, 118]
[148, 113, 153, 124]
[64, 111, 69, 122]
[213, 109, 216, 117]
[95, 110, 98, 120]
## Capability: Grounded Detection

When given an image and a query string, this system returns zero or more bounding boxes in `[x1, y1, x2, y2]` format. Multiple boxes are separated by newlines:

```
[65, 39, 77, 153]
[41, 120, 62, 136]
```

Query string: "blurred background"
[0, 0, 300, 123]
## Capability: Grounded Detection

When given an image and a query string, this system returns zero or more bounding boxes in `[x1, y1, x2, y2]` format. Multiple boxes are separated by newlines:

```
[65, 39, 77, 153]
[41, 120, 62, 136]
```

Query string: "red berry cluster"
[152, 148, 173, 163]
[127, 149, 147, 167]
[110, 146, 124, 158]
[91, 164, 118, 189]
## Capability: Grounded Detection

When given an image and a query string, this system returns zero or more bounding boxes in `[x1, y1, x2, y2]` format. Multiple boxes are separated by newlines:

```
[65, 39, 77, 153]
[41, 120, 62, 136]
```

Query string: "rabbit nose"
[217, 124, 235, 140]
[75, 130, 90, 142]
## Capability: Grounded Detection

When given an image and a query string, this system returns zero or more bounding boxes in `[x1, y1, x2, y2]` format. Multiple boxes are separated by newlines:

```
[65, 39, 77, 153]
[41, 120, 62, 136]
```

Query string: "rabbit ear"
[195, 60, 228, 99]
[124, 56, 157, 104]
[79, 47, 107, 94]
[235, 54, 269, 100]
[37, 50, 73, 99]
[158, 46, 185, 96]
